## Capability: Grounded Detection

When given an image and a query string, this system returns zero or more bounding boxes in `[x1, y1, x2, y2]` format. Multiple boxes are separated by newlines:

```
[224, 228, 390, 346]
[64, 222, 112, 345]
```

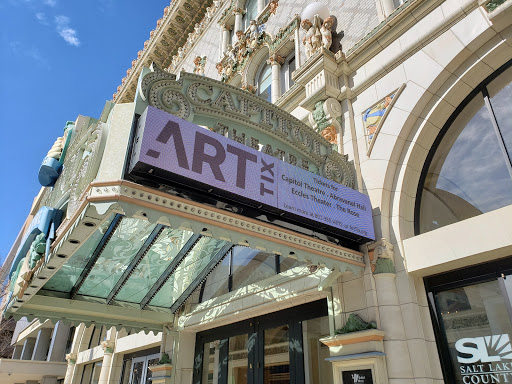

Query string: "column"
[64, 324, 86, 384]
[32, 328, 53, 361]
[20, 337, 36, 360]
[47, 321, 70, 361]
[63, 353, 77, 384]
[97, 339, 115, 384]
[173, 332, 196, 384]
[257, 0, 265, 14]
[373, 266, 415, 381]
[221, 24, 231, 54]
[294, 27, 301, 68]
[381, 0, 395, 17]
[268, 54, 284, 103]
[233, 8, 244, 43]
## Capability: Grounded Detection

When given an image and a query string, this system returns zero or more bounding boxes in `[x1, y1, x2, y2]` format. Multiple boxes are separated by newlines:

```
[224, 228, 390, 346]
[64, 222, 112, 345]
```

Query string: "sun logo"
[456, 334, 512, 364]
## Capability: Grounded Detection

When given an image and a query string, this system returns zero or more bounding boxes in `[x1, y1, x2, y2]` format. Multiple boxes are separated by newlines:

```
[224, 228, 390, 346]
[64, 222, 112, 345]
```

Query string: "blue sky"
[0, 0, 170, 263]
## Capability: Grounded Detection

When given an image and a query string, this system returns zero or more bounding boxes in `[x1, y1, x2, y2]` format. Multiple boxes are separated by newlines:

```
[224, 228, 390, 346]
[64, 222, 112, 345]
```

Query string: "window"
[425, 257, 512, 384]
[243, 0, 258, 31]
[257, 62, 272, 102]
[280, 54, 295, 95]
[416, 61, 512, 234]
[200, 246, 308, 303]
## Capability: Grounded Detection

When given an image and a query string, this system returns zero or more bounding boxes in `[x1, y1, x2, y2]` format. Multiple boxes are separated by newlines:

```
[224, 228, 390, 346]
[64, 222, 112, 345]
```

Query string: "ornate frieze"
[140, 66, 355, 187]
[168, 0, 223, 72]
[114, 0, 217, 103]
[42, 117, 108, 222]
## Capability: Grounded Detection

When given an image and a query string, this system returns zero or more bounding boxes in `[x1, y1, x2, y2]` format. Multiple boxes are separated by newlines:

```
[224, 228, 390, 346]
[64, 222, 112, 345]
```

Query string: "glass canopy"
[43, 215, 231, 312]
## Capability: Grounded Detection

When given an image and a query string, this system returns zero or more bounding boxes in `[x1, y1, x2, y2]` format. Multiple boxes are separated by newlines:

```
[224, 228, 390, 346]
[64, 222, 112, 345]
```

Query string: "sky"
[0, 0, 171, 264]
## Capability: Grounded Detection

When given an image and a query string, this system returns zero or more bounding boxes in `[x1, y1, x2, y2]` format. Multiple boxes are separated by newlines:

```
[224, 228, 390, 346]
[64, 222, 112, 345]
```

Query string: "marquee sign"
[129, 106, 374, 242]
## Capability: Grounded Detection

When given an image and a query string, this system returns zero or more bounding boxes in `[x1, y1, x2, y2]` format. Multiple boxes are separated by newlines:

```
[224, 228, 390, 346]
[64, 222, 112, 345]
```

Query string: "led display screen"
[129, 106, 375, 241]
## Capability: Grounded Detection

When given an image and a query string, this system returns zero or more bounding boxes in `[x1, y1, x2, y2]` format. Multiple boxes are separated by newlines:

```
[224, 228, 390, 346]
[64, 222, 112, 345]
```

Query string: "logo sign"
[455, 334, 512, 383]
[129, 106, 375, 241]
[342, 369, 373, 384]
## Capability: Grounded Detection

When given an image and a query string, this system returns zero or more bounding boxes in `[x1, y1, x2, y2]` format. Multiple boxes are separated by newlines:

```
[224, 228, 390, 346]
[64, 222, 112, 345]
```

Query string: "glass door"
[129, 353, 160, 384]
[194, 300, 328, 384]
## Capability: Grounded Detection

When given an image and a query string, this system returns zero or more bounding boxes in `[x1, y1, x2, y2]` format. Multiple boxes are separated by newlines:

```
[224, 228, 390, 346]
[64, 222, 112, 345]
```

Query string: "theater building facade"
[3, 0, 512, 383]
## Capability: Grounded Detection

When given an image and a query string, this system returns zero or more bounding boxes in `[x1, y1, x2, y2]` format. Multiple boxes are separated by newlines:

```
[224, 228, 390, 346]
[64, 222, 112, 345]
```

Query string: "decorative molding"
[65, 352, 77, 365]
[168, 0, 224, 72]
[366, 238, 394, 273]
[114, 0, 218, 103]
[139, 66, 356, 187]
[320, 329, 384, 347]
[42, 117, 108, 223]
[335, 313, 377, 334]
[101, 339, 115, 354]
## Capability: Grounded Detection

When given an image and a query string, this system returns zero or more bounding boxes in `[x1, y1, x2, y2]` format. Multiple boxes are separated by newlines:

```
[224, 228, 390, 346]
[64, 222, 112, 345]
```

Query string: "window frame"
[414, 59, 512, 235]
[424, 256, 512, 383]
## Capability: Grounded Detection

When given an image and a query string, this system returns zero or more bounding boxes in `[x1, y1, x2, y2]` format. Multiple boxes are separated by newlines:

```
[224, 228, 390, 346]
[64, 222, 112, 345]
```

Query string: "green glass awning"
[42, 214, 231, 313]
[6, 181, 365, 332]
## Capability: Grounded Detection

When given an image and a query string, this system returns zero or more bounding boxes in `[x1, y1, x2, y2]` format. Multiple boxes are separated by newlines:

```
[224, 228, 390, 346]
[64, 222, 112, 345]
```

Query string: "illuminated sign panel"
[129, 106, 375, 241]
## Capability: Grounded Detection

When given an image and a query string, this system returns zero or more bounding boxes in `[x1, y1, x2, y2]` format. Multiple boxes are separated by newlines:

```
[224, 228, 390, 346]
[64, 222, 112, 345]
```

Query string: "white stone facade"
[3, 0, 512, 384]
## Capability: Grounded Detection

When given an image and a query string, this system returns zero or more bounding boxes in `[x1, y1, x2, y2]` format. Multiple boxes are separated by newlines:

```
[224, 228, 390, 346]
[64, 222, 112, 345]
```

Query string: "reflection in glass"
[264, 325, 290, 384]
[488, 66, 512, 158]
[436, 280, 512, 384]
[303, 316, 332, 384]
[280, 256, 308, 273]
[232, 247, 276, 291]
[419, 92, 512, 233]
[258, 64, 272, 102]
[149, 237, 228, 307]
[203, 340, 220, 384]
[115, 228, 194, 304]
[201, 256, 230, 302]
[228, 334, 249, 384]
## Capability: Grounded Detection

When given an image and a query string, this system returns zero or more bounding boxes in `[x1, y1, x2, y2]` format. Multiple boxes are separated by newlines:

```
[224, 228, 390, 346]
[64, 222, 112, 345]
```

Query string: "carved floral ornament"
[139, 65, 355, 188]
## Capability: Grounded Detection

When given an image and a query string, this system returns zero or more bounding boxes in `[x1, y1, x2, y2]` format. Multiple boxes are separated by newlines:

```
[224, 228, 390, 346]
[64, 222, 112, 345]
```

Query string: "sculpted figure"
[301, 19, 314, 58]
[249, 20, 259, 47]
[199, 56, 206, 75]
[321, 16, 334, 51]
[193, 56, 201, 75]
[301, 15, 322, 58]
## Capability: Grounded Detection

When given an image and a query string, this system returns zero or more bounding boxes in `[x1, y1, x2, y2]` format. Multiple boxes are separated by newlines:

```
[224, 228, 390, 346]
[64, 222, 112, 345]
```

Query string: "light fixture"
[301, 2, 330, 22]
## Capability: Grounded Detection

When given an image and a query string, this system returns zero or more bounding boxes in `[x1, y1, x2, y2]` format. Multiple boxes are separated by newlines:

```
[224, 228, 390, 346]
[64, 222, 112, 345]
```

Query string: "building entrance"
[193, 300, 329, 384]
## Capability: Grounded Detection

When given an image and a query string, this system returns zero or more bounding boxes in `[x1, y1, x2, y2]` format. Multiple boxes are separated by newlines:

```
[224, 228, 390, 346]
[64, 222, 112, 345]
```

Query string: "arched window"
[416, 61, 512, 234]
[256, 61, 272, 102]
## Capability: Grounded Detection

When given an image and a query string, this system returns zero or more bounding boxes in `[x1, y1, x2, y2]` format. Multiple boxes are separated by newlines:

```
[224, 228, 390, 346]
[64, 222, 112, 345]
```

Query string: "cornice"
[113, 0, 216, 104]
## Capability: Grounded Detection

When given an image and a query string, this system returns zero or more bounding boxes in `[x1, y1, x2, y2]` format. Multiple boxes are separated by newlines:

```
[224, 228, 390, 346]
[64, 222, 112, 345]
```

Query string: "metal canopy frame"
[140, 233, 202, 309]
[106, 224, 166, 304]
[170, 242, 233, 313]
[70, 214, 123, 299]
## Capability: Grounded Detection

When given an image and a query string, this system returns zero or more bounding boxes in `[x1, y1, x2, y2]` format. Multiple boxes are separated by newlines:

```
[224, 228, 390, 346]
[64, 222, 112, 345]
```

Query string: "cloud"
[35, 12, 49, 25]
[55, 15, 80, 46]
[9, 40, 50, 69]
[43, 0, 56, 6]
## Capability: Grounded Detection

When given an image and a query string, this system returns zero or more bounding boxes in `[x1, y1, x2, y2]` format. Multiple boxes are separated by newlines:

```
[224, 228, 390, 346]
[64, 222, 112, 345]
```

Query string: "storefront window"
[417, 62, 512, 234]
[303, 316, 332, 384]
[263, 325, 290, 384]
[426, 257, 512, 383]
